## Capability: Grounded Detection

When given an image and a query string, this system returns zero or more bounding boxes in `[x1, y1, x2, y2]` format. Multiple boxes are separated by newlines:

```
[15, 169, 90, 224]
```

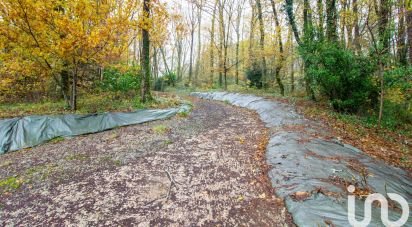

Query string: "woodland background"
[0, 0, 411, 135]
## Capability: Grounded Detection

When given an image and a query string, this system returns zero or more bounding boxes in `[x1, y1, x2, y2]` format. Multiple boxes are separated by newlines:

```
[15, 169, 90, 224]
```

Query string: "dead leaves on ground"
[293, 100, 411, 170]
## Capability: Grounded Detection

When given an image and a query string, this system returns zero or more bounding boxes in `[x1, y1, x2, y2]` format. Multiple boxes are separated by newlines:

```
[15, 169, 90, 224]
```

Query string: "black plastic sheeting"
[0, 105, 190, 154]
[192, 92, 411, 227]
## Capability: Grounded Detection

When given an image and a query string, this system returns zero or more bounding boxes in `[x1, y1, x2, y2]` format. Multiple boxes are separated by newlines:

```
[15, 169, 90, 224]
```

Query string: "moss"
[113, 160, 122, 166]
[152, 124, 169, 134]
[0, 176, 23, 192]
[25, 164, 58, 181]
[177, 111, 189, 118]
[50, 137, 65, 143]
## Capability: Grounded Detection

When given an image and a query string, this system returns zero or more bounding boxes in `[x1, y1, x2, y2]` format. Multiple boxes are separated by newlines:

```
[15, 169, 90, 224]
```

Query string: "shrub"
[383, 66, 412, 126]
[246, 64, 263, 89]
[154, 71, 177, 91]
[100, 67, 140, 92]
[301, 42, 378, 113]
[154, 77, 165, 91]
[164, 72, 177, 87]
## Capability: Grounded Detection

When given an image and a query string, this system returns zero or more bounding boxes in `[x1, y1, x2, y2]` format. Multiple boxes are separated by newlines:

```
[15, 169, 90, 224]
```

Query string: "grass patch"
[0, 176, 23, 192]
[25, 163, 58, 181]
[50, 137, 65, 144]
[177, 111, 189, 118]
[152, 124, 169, 134]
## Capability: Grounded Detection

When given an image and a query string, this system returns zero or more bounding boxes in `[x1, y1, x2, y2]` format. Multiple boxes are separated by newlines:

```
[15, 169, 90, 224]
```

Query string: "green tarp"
[0, 105, 190, 154]
[193, 92, 411, 227]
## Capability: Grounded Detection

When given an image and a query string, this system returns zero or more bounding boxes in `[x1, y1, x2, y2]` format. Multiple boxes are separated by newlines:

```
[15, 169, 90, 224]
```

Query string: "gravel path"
[0, 98, 293, 226]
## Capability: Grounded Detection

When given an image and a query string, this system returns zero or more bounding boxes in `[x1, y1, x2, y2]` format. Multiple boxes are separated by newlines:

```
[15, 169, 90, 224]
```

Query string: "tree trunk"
[341, 0, 349, 46]
[224, 42, 228, 90]
[210, 0, 218, 87]
[188, 28, 195, 85]
[303, 0, 313, 40]
[256, 0, 267, 88]
[235, 2, 244, 85]
[288, 26, 295, 93]
[284, 0, 315, 99]
[61, 69, 70, 107]
[317, 0, 324, 41]
[378, 61, 384, 127]
[153, 48, 159, 82]
[218, 0, 224, 88]
[353, 0, 361, 52]
[70, 67, 77, 111]
[248, 4, 255, 67]
[397, 0, 407, 65]
[290, 62, 295, 93]
[378, 0, 390, 54]
[270, 0, 285, 95]
[176, 39, 183, 81]
[140, 0, 152, 103]
[408, 8, 412, 64]
[326, 0, 338, 42]
[160, 48, 170, 74]
[194, 1, 203, 86]
[284, 0, 301, 45]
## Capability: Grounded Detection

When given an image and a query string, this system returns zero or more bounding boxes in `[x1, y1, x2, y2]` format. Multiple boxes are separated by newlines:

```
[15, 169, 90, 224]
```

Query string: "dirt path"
[0, 98, 293, 226]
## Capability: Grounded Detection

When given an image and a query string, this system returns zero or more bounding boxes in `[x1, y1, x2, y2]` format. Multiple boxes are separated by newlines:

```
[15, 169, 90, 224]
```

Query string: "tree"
[235, 0, 246, 85]
[376, 0, 391, 54]
[187, 2, 196, 86]
[140, 0, 153, 103]
[217, 0, 235, 90]
[326, 0, 338, 42]
[255, 0, 267, 88]
[209, 0, 218, 86]
[0, 0, 136, 110]
[407, 2, 412, 64]
[397, 0, 407, 65]
[284, 0, 302, 45]
[353, 0, 362, 52]
[270, 0, 285, 95]
[194, 0, 204, 86]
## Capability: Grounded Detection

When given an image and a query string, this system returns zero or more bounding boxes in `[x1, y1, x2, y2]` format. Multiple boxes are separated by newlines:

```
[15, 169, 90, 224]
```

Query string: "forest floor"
[0, 91, 182, 119]
[0, 97, 294, 226]
[198, 86, 411, 170]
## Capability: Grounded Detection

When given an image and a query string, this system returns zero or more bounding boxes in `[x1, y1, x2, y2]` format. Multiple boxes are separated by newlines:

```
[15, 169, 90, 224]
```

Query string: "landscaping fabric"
[192, 92, 411, 226]
[0, 105, 190, 154]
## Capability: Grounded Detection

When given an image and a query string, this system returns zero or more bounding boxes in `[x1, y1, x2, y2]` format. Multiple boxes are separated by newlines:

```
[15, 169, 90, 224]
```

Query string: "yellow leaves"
[238, 136, 245, 144]
[0, 0, 170, 101]
[1, 0, 139, 66]
[0, 78, 13, 90]
[387, 88, 405, 105]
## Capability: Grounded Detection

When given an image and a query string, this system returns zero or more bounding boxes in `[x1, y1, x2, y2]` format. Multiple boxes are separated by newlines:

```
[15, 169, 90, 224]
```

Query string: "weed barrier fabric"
[0, 105, 190, 154]
[192, 92, 411, 226]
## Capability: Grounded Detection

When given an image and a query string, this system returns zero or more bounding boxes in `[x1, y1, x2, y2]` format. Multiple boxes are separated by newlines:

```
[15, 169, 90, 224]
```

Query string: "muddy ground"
[0, 98, 294, 226]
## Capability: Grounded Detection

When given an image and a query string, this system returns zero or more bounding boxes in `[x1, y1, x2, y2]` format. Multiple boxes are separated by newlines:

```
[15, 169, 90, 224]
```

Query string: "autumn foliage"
[0, 0, 171, 109]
